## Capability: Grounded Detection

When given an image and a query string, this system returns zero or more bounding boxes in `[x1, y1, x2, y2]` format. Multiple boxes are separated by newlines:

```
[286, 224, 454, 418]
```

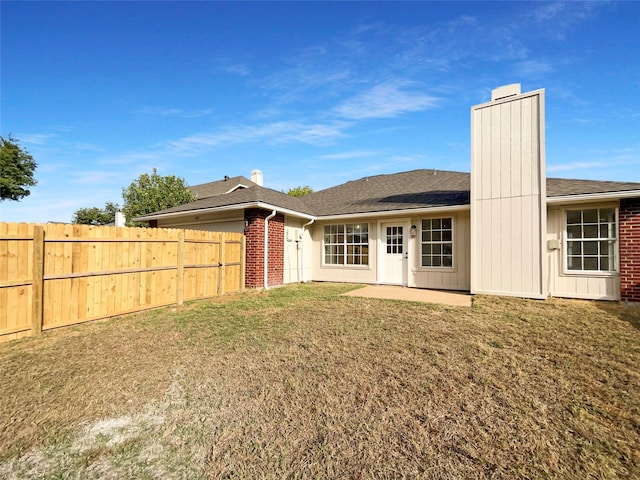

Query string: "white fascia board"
[547, 190, 640, 205]
[316, 204, 470, 222]
[253, 202, 315, 220]
[224, 184, 251, 194]
[134, 202, 315, 222]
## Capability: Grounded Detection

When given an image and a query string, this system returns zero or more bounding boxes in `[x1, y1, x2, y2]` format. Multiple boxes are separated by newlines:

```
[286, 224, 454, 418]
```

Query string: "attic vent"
[491, 83, 521, 101]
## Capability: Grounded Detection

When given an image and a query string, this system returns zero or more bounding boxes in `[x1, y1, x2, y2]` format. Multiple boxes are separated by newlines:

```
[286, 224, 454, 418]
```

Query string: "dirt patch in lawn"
[1, 283, 639, 479]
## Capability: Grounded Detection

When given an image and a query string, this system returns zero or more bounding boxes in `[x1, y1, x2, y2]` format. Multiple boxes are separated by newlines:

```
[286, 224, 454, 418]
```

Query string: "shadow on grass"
[595, 301, 640, 331]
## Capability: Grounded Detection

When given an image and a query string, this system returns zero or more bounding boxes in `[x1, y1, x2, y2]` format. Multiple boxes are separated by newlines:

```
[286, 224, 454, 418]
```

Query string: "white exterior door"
[380, 222, 408, 285]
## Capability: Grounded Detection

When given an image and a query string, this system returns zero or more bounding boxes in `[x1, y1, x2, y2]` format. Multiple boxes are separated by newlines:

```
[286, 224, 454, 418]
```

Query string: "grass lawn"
[1, 282, 639, 479]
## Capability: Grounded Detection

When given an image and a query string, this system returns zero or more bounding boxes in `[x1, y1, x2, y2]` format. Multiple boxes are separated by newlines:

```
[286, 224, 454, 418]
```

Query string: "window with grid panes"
[421, 218, 453, 267]
[566, 208, 617, 272]
[323, 223, 369, 266]
[386, 226, 403, 254]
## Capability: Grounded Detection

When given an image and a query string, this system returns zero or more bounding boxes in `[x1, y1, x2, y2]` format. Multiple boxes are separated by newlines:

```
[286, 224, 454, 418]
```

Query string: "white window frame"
[419, 216, 455, 270]
[563, 206, 619, 276]
[322, 223, 369, 267]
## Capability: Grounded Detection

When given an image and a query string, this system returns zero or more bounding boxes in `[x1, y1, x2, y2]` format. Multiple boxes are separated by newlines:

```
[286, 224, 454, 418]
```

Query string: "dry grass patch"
[0, 283, 638, 479]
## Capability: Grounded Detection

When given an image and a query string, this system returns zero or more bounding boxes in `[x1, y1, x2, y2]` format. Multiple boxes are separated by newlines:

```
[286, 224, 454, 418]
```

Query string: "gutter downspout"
[264, 210, 277, 290]
[301, 218, 315, 283]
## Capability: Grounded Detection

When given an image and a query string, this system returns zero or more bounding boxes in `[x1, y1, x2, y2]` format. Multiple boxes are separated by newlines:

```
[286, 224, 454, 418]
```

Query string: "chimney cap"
[491, 83, 521, 101]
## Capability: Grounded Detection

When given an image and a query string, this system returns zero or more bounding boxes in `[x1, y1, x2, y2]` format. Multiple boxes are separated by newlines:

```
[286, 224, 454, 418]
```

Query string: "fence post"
[31, 225, 44, 336]
[218, 234, 226, 296]
[176, 231, 185, 306]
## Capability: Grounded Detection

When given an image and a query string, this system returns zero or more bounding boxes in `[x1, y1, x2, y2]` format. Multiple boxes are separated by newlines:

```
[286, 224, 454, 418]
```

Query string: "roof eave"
[547, 190, 640, 205]
[134, 201, 315, 222]
[315, 204, 471, 221]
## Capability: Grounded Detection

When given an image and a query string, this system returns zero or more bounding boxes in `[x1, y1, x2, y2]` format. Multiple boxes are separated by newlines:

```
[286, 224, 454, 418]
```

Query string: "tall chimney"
[470, 85, 547, 299]
[251, 169, 263, 186]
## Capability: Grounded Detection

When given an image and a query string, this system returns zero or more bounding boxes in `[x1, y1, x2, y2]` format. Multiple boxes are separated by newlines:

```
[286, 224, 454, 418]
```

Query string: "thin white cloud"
[530, 2, 566, 22]
[259, 66, 352, 105]
[71, 170, 123, 185]
[72, 142, 103, 152]
[512, 59, 555, 78]
[280, 122, 350, 145]
[320, 150, 382, 160]
[98, 150, 163, 166]
[17, 133, 56, 146]
[443, 14, 478, 30]
[522, 1, 604, 41]
[217, 62, 250, 76]
[353, 22, 386, 35]
[135, 107, 213, 118]
[164, 120, 350, 154]
[335, 82, 440, 120]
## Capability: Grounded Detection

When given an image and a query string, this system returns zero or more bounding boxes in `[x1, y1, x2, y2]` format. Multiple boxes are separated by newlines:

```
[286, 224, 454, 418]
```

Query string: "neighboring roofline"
[547, 190, 640, 205]
[315, 204, 471, 222]
[134, 201, 315, 222]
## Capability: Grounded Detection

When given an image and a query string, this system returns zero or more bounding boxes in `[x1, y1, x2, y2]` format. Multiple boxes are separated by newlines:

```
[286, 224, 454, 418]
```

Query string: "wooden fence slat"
[1, 223, 244, 342]
[177, 231, 185, 306]
[0, 224, 8, 332]
[219, 235, 226, 295]
[31, 226, 44, 335]
[241, 235, 246, 291]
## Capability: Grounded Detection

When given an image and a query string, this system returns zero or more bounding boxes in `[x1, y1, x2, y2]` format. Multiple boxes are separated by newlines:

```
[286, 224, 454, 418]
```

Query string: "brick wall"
[620, 198, 640, 302]
[244, 209, 284, 288]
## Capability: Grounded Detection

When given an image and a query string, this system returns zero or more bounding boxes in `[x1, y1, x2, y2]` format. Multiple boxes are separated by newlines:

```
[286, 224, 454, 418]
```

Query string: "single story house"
[136, 85, 640, 302]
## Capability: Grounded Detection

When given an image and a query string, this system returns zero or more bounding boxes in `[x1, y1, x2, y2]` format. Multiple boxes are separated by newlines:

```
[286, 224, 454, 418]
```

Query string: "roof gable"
[189, 175, 255, 200]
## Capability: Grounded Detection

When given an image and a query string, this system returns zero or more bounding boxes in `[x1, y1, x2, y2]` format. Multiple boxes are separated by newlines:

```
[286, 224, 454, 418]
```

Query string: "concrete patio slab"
[342, 285, 472, 307]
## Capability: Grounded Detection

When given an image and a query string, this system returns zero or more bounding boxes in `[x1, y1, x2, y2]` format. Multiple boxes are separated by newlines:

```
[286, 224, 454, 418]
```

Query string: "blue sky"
[1, 1, 639, 224]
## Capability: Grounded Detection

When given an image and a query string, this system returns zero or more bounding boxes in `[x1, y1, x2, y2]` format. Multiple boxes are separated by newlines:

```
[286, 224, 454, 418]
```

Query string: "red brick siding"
[620, 198, 640, 302]
[244, 209, 284, 288]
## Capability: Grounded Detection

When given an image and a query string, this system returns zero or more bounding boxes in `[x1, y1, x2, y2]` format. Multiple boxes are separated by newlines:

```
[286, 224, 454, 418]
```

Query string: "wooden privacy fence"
[0, 223, 245, 342]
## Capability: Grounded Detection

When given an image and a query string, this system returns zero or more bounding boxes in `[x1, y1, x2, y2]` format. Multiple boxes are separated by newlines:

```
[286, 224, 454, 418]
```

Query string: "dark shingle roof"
[139, 181, 314, 219]
[546, 177, 640, 197]
[189, 175, 255, 199]
[303, 170, 470, 216]
[303, 170, 640, 215]
[138, 169, 640, 221]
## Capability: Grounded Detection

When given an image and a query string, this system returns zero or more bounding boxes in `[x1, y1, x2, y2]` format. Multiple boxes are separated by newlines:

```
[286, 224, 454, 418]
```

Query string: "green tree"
[0, 135, 37, 201]
[286, 185, 313, 197]
[122, 168, 195, 226]
[72, 202, 120, 225]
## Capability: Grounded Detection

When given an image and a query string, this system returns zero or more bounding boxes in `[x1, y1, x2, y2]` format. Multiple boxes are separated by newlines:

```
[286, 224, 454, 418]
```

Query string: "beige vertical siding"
[284, 218, 305, 284]
[546, 206, 620, 300]
[310, 219, 378, 284]
[311, 213, 470, 291]
[471, 90, 547, 299]
[158, 211, 244, 233]
[409, 210, 471, 291]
